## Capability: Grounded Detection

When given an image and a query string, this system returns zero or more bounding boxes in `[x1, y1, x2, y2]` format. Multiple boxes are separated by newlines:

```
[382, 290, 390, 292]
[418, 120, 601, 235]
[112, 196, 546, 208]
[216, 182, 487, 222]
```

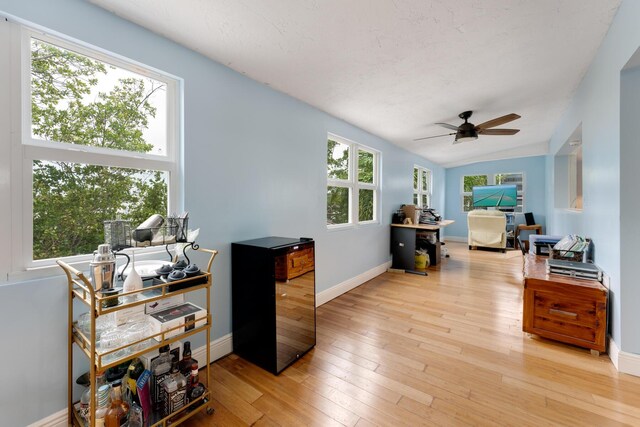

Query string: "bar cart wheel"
[207, 407, 214, 415]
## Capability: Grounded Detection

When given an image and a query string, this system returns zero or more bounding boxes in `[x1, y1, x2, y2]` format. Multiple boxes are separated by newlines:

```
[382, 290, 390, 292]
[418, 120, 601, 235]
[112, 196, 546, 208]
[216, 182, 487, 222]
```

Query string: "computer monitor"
[524, 212, 535, 226]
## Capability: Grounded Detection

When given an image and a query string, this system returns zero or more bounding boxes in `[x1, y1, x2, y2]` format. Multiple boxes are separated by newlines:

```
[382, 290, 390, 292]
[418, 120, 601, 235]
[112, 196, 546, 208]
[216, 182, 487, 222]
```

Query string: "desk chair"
[515, 212, 543, 251]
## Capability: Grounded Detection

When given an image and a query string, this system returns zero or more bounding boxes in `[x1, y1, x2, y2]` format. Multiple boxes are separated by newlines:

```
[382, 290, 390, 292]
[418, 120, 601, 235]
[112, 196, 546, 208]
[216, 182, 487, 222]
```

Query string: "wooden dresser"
[523, 254, 608, 354]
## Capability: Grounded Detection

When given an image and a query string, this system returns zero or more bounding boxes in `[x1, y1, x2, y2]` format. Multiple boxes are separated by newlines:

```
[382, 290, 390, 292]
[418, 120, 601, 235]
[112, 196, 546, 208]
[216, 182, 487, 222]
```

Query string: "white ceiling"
[89, 0, 620, 167]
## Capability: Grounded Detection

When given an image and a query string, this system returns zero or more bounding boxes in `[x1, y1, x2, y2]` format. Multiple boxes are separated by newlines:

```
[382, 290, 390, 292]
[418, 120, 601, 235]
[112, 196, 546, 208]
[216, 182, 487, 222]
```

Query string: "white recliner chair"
[467, 209, 507, 252]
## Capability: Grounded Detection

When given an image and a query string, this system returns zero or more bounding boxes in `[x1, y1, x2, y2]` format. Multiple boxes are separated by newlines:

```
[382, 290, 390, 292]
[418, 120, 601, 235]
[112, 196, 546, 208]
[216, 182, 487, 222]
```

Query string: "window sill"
[327, 223, 355, 232]
[6, 246, 175, 285]
[326, 220, 380, 232]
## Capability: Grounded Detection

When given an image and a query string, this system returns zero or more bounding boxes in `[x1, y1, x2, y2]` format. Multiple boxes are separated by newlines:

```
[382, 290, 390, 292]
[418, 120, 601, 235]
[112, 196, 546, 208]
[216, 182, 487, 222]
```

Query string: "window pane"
[425, 170, 431, 193]
[359, 189, 374, 222]
[413, 193, 418, 205]
[463, 175, 488, 192]
[495, 173, 523, 191]
[421, 170, 427, 192]
[327, 186, 349, 225]
[413, 168, 418, 190]
[33, 160, 168, 260]
[358, 150, 374, 184]
[422, 194, 428, 207]
[31, 38, 168, 156]
[327, 139, 350, 180]
[463, 195, 474, 212]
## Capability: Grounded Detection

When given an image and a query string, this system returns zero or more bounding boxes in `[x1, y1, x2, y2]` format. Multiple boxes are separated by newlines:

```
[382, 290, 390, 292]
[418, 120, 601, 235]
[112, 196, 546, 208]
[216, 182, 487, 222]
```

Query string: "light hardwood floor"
[192, 242, 640, 426]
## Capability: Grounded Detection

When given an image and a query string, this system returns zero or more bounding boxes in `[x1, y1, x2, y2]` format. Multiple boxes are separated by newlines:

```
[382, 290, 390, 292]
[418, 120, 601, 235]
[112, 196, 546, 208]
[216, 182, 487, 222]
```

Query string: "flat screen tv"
[472, 184, 517, 208]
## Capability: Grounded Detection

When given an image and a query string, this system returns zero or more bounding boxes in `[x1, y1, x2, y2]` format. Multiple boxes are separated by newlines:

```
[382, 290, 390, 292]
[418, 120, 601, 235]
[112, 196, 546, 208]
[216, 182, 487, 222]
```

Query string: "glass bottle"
[178, 341, 198, 377]
[95, 384, 111, 426]
[151, 345, 172, 411]
[105, 380, 130, 427]
[160, 363, 187, 416]
[80, 370, 107, 423]
[126, 358, 144, 406]
[188, 362, 205, 405]
[128, 402, 143, 427]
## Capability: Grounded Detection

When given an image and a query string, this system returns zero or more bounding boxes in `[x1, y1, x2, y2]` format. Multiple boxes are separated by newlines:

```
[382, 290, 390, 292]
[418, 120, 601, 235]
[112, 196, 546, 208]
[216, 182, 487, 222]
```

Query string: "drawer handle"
[549, 308, 578, 318]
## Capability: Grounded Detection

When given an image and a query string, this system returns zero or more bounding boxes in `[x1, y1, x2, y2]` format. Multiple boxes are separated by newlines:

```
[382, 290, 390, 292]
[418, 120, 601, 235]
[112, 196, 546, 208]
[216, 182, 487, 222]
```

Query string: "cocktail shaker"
[90, 244, 117, 291]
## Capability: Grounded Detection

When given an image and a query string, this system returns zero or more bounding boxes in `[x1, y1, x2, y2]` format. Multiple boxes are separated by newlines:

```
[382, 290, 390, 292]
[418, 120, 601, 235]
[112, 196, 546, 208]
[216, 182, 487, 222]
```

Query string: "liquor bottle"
[151, 345, 172, 411]
[128, 402, 143, 427]
[161, 363, 187, 416]
[188, 362, 205, 405]
[178, 341, 198, 377]
[105, 380, 130, 427]
[80, 370, 107, 423]
[126, 358, 144, 406]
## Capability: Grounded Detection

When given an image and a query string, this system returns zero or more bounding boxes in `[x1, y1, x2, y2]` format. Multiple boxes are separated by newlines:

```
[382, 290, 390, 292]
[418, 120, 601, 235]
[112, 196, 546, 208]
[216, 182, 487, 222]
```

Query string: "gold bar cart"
[58, 248, 218, 427]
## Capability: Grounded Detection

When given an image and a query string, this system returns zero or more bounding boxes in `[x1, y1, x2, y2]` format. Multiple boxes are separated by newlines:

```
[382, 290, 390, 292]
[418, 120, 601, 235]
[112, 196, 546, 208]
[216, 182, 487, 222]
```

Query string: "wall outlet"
[602, 273, 610, 289]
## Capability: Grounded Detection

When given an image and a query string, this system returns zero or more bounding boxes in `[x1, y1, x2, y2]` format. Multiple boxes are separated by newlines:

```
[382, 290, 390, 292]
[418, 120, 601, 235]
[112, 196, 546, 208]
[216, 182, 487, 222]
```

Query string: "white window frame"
[326, 133, 380, 229]
[461, 172, 525, 213]
[413, 166, 432, 208]
[6, 22, 182, 277]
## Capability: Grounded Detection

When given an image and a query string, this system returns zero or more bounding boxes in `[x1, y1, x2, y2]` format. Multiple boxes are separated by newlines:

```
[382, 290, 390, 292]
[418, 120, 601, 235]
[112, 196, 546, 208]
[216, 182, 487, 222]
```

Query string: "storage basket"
[550, 248, 584, 262]
[103, 220, 132, 250]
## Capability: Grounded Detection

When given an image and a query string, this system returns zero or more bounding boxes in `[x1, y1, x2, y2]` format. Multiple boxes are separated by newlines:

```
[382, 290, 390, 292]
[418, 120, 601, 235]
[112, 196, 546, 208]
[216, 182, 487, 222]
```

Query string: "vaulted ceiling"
[89, 0, 620, 167]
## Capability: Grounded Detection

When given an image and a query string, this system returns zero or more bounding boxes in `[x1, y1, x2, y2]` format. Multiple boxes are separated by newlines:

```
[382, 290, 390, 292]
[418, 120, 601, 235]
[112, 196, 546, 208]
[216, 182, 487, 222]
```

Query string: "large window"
[11, 26, 180, 267]
[461, 173, 524, 213]
[327, 134, 379, 227]
[413, 166, 432, 207]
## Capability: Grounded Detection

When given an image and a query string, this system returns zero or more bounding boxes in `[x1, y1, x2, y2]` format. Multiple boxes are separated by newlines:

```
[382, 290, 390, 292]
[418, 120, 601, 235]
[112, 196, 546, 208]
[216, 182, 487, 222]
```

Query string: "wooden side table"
[523, 254, 607, 354]
[515, 224, 542, 250]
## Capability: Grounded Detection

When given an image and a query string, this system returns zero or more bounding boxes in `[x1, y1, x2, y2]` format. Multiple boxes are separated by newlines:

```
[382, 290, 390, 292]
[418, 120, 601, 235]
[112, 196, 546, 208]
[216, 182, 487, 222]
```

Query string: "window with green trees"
[20, 32, 179, 263]
[461, 173, 525, 212]
[413, 166, 432, 207]
[327, 135, 378, 226]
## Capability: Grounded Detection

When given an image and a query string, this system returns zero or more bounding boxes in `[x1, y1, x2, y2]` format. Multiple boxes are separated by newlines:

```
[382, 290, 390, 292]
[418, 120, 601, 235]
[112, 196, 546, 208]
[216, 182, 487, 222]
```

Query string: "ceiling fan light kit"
[455, 129, 478, 143]
[415, 110, 521, 144]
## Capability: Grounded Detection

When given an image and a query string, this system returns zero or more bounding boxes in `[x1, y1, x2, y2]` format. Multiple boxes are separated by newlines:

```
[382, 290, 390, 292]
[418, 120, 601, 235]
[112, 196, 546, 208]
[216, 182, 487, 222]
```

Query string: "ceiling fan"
[414, 111, 521, 144]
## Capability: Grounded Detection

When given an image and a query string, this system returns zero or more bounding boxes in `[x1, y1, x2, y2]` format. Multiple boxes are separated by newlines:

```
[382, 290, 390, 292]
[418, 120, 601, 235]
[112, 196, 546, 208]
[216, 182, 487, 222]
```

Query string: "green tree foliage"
[326, 139, 349, 224]
[463, 175, 488, 211]
[326, 140, 375, 224]
[31, 39, 167, 259]
[357, 150, 374, 221]
[463, 174, 488, 193]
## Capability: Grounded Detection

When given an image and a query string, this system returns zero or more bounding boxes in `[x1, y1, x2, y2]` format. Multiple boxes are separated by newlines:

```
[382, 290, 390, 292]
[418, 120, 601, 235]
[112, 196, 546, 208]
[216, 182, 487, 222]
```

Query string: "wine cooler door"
[274, 248, 316, 373]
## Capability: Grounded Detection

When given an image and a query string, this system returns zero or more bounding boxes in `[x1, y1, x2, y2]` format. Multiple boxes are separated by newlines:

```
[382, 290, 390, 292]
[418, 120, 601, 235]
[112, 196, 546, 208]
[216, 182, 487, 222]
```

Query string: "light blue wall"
[0, 0, 444, 424]
[545, 0, 640, 354]
[444, 156, 547, 238]
[621, 65, 640, 355]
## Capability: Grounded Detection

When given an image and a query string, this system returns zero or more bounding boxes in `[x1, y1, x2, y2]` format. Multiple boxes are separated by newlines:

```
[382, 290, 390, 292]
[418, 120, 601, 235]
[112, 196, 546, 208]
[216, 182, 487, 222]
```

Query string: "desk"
[390, 220, 454, 274]
[523, 254, 607, 355]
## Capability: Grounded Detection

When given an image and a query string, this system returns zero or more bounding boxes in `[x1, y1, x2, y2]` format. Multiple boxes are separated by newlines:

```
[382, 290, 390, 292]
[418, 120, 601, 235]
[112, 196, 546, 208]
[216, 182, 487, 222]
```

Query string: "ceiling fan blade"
[478, 128, 520, 136]
[413, 132, 456, 141]
[435, 122, 459, 131]
[475, 113, 521, 130]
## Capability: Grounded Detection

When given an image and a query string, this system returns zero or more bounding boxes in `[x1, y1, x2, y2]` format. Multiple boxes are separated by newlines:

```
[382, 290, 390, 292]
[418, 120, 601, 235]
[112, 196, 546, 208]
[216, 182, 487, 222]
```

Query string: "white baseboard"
[192, 332, 233, 367]
[316, 261, 391, 306]
[609, 335, 620, 370]
[444, 236, 467, 243]
[28, 409, 67, 427]
[30, 333, 234, 427]
[609, 336, 640, 377]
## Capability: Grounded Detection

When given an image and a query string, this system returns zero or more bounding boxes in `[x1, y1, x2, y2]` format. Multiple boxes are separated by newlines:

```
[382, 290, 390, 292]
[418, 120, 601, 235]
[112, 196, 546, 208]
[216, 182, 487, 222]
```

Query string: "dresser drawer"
[533, 292, 598, 328]
[275, 247, 314, 281]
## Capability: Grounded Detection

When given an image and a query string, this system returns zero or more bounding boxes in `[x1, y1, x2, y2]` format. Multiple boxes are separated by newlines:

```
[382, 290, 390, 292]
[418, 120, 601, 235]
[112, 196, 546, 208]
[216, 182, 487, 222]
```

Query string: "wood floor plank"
[188, 242, 640, 426]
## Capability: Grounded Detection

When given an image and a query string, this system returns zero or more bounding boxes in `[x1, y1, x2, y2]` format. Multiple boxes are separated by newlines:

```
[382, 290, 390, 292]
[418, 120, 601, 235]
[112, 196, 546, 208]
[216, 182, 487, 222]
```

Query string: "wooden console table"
[522, 254, 608, 355]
